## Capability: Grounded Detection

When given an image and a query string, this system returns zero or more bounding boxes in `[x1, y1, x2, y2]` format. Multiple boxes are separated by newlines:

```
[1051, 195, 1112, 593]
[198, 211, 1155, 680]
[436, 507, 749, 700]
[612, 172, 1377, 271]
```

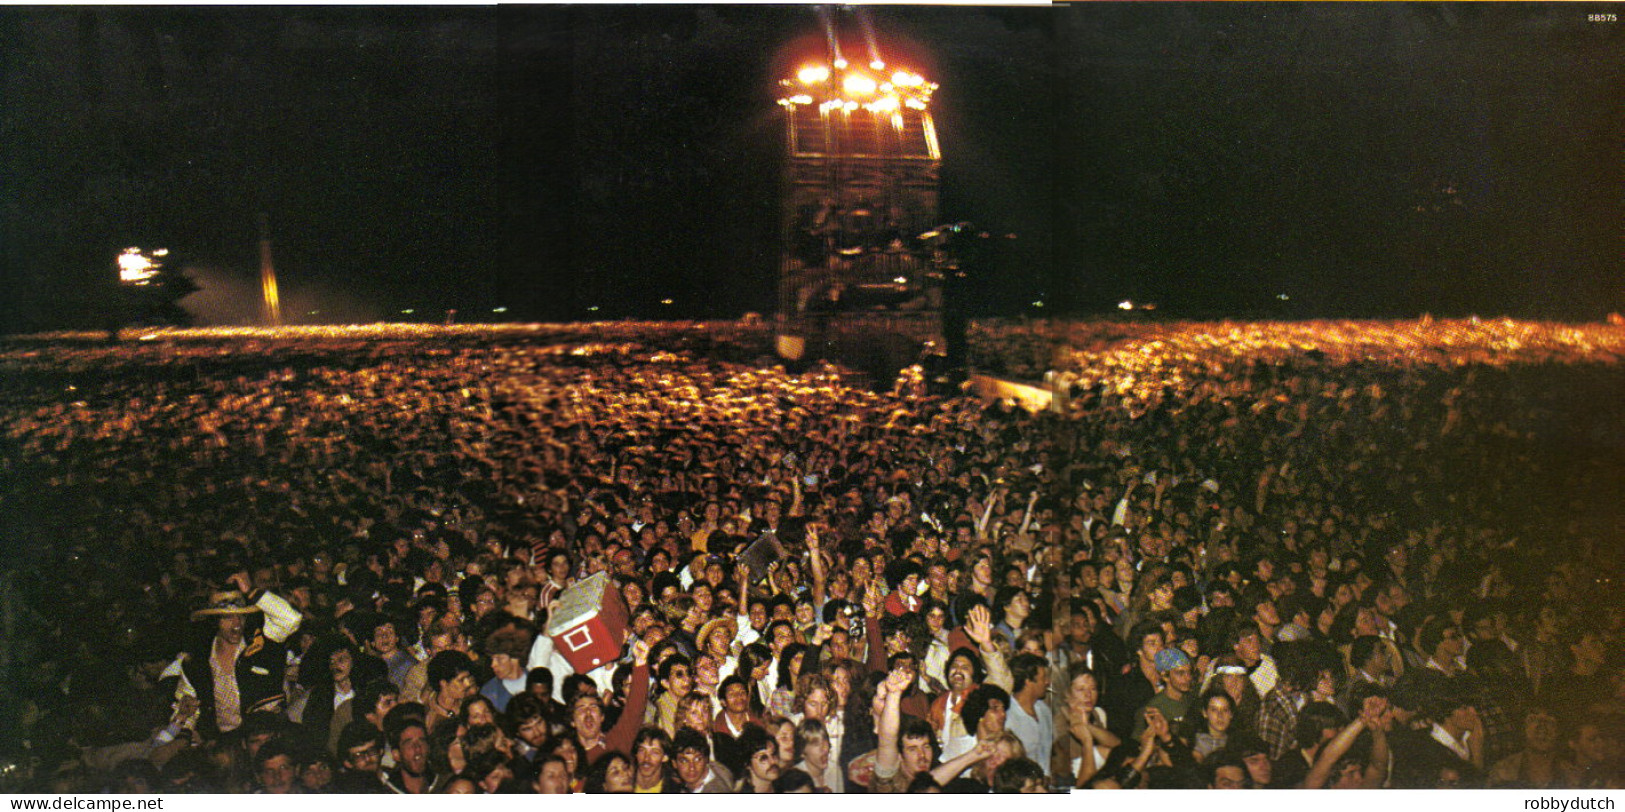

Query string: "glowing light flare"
[797, 65, 830, 85]
[118, 247, 163, 285]
[905, 98, 927, 110]
[892, 72, 923, 87]
[843, 73, 878, 96]
[865, 97, 899, 113]
[789, 94, 813, 105]
[870, 59, 885, 70]
[833, 58, 848, 69]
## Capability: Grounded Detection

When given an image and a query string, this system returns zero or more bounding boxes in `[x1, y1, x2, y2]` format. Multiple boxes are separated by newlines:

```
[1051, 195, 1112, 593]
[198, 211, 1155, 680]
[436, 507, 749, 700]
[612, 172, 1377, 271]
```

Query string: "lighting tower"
[258, 213, 282, 327]
[776, 35, 942, 344]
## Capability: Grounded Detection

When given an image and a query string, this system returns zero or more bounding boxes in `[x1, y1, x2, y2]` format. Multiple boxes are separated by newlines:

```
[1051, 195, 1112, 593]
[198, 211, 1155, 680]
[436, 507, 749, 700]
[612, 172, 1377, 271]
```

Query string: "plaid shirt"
[1258, 688, 1301, 761]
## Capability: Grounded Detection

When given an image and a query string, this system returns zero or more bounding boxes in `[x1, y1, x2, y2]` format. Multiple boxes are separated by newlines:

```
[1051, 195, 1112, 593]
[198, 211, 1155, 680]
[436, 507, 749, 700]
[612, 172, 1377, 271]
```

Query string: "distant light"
[151, 249, 169, 258]
[138, 333, 158, 341]
[1033, 301, 1045, 308]
[1118, 300, 1134, 311]
[892, 72, 923, 87]
[797, 65, 830, 85]
[843, 73, 877, 96]
[661, 298, 674, 305]
[1277, 293, 1291, 301]
[308, 310, 320, 316]
[833, 58, 848, 69]
[788, 94, 813, 105]
[493, 307, 509, 313]
[402, 309, 416, 315]
[588, 306, 600, 312]
[870, 59, 885, 71]
[866, 97, 899, 113]
[894, 276, 908, 284]
[118, 247, 163, 285]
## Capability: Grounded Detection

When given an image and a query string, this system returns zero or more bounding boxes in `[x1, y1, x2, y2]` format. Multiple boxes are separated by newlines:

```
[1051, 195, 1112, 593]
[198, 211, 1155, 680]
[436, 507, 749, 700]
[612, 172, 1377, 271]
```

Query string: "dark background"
[1, 4, 1620, 330]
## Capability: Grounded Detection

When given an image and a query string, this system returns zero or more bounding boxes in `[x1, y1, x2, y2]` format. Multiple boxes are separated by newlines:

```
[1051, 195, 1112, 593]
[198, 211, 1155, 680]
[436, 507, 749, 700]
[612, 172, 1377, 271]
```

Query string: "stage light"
[117, 247, 164, 285]
[798, 65, 830, 85]
[843, 73, 877, 96]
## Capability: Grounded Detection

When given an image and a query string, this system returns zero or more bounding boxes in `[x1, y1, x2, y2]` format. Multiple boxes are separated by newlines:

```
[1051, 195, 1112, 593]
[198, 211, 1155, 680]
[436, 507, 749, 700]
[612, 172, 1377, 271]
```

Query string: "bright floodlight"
[118, 247, 163, 285]
[843, 73, 878, 96]
[798, 65, 830, 85]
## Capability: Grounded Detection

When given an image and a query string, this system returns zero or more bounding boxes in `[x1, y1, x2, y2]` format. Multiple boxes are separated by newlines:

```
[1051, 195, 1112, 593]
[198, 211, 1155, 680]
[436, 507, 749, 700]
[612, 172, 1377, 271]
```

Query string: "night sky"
[0, 4, 1620, 330]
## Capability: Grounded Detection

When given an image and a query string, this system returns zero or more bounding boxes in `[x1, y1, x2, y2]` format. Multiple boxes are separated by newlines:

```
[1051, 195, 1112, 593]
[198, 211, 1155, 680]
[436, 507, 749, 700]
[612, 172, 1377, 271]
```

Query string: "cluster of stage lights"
[118, 247, 168, 285]
[777, 58, 937, 116]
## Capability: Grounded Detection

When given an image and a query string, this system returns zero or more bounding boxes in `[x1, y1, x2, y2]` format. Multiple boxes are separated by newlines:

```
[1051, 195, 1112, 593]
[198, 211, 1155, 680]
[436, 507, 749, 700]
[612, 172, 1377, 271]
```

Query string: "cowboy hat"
[191, 590, 262, 620]
[696, 616, 738, 652]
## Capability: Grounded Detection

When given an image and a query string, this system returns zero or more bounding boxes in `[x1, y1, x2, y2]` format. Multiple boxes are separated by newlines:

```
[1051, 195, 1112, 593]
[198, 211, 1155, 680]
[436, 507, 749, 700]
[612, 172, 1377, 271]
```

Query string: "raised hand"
[1144, 707, 1170, 741]
[885, 667, 913, 695]
[863, 585, 884, 618]
[812, 623, 833, 646]
[965, 604, 994, 648]
[1358, 695, 1389, 731]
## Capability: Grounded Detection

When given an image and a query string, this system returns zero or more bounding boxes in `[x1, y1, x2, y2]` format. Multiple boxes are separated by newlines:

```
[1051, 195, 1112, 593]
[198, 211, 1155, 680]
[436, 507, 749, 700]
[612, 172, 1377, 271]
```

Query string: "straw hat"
[696, 616, 738, 653]
[191, 590, 262, 620]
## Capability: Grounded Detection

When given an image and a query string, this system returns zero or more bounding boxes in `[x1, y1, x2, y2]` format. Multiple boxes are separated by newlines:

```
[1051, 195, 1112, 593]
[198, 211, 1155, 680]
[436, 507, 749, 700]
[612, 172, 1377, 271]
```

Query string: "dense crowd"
[0, 319, 1620, 794]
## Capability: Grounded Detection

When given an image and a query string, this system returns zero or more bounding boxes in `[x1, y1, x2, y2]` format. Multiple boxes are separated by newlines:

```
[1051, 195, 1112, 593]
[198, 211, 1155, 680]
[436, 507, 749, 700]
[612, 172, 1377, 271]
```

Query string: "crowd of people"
[0, 318, 1620, 794]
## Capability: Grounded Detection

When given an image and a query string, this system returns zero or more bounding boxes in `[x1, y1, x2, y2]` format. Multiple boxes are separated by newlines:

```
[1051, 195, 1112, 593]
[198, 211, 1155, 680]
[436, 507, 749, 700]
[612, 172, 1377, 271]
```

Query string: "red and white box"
[545, 571, 628, 673]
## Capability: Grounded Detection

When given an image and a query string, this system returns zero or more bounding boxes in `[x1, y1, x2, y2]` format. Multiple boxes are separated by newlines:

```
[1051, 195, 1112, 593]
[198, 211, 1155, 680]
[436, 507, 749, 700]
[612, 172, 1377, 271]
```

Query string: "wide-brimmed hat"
[191, 590, 262, 620]
[696, 616, 738, 652]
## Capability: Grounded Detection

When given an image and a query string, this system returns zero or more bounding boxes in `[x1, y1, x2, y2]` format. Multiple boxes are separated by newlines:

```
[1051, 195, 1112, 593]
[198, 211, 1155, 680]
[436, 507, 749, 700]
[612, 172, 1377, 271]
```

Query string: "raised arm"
[1017, 491, 1040, 535]
[788, 474, 805, 518]
[606, 640, 653, 757]
[963, 605, 1012, 691]
[254, 590, 302, 644]
[875, 667, 911, 775]
[975, 487, 1005, 540]
[807, 528, 828, 607]
[863, 585, 887, 674]
[932, 738, 996, 785]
